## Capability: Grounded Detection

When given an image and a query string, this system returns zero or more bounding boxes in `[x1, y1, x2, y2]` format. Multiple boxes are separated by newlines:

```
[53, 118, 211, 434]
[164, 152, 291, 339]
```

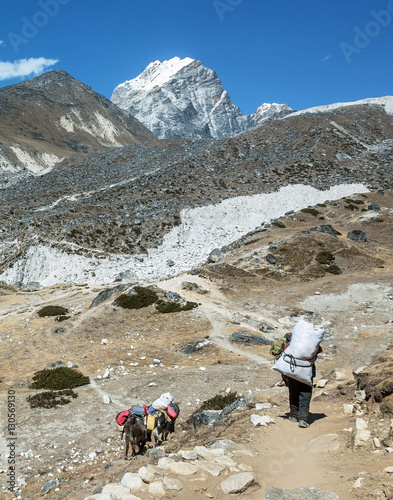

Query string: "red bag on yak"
[116, 405, 149, 426]
[167, 403, 180, 419]
[116, 410, 131, 426]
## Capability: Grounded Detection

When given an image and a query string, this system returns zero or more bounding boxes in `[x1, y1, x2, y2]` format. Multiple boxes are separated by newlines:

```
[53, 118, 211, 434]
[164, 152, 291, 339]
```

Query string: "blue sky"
[0, 0, 392, 114]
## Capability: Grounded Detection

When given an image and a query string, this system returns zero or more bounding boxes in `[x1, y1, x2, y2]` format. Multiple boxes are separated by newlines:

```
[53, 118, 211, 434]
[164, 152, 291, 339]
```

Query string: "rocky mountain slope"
[111, 57, 293, 139]
[0, 99, 392, 286]
[0, 70, 156, 184]
[0, 190, 392, 499]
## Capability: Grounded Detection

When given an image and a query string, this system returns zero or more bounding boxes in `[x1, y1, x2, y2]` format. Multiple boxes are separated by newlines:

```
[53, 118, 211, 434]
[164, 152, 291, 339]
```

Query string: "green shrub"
[55, 315, 70, 322]
[327, 265, 342, 275]
[316, 251, 335, 265]
[31, 367, 90, 390]
[301, 208, 319, 217]
[38, 306, 69, 317]
[114, 286, 158, 310]
[345, 204, 358, 211]
[317, 203, 327, 207]
[27, 390, 78, 409]
[156, 301, 198, 313]
[200, 392, 238, 411]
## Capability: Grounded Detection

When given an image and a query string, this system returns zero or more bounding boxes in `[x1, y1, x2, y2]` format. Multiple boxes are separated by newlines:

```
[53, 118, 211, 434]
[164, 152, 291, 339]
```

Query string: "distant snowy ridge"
[289, 96, 393, 118]
[0, 183, 368, 287]
[111, 57, 292, 139]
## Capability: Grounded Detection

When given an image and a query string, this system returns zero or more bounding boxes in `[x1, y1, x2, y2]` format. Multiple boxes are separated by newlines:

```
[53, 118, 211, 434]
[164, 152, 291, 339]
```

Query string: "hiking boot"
[289, 416, 298, 423]
[298, 420, 310, 428]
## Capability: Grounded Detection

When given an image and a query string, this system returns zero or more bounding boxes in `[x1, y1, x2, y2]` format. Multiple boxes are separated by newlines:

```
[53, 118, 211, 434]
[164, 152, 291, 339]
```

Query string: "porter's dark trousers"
[287, 376, 312, 422]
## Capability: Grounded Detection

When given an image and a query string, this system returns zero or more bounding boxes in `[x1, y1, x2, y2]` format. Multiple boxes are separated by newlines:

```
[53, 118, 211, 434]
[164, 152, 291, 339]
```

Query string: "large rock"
[40, 478, 63, 495]
[347, 230, 367, 243]
[138, 465, 163, 484]
[89, 284, 128, 308]
[21, 281, 42, 292]
[121, 473, 143, 492]
[231, 331, 272, 345]
[102, 483, 133, 499]
[265, 487, 339, 499]
[220, 472, 260, 494]
[207, 248, 223, 263]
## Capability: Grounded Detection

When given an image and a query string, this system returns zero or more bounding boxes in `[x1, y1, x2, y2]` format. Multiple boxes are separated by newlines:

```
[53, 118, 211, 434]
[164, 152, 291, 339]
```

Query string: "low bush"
[114, 286, 158, 309]
[327, 265, 342, 275]
[301, 208, 319, 217]
[156, 301, 198, 313]
[31, 367, 90, 390]
[27, 390, 78, 409]
[199, 392, 238, 411]
[37, 306, 69, 317]
[316, 251, 335, 265]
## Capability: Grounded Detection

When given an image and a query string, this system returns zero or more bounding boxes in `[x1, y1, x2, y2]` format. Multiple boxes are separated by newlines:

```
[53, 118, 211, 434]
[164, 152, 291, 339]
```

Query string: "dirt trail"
[157, 275, 272, 365]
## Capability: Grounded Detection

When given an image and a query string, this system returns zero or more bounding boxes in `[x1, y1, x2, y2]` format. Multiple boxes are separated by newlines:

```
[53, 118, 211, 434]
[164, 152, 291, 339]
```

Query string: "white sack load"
[272, 319, 324, 386]
[151, 392, 174, 410]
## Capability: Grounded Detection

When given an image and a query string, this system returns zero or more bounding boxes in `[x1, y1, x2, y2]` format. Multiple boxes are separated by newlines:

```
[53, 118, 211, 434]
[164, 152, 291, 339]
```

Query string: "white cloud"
[0, 40, 5, 46]
[322, 54, 333, 62]
[0, 57, 59, 81]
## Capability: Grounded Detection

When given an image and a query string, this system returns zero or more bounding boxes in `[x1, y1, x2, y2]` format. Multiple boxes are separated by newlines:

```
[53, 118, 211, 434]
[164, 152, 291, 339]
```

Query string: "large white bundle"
[272, 319, 324, 386]
[151, 392, 174, 410]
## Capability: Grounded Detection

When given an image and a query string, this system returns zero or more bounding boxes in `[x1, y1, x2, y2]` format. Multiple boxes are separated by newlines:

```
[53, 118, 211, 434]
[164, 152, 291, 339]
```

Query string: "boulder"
[266, 254, 277, 265]
[138, 465, 163, 484]
[102, 483, 132, 499]
[220, 472, 260, 494]
[231, 331, 272, 345]
[265, 487, 339, 499]
[121, 473, 143, 491]
[163, 477, 183, 490]
[192, 459, 225, 476]
[40, 478, 64, 495]
[351, 418, 371, 450]
[207, 248, 222, 263]
[148, 481, 166, 497]
[89, 284, 128, 308]
[180, 339, 213, 355]
[21, 281, 42, 292]
[310, 225, 338, 236]
[259, 322, 275, 333]
[347, 230, 367, 243]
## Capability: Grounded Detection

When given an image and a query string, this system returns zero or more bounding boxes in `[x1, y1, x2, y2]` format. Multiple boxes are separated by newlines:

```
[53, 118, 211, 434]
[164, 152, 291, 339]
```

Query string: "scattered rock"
[220, 472, 260, 494]
[192, 459, 225, 476]
[102, 395, 112, 405]
[310, 225, 338, 236]
[138, 464, 163, 484]
[343, 404, 355, 415]
[180, 339, 213, 355]
[316, 379, 328, 388]
[166, 291, 180, 302]
[55, 327, 65, 334]
[179, 450, 198, 460]
[368, 202, 380, 211]
[163, 477, 183, 491]
[148, 481, 166, 497]
[102, 483, 132, 499]
[255, 403, 272, 410]
[355, 390, 367, 402]
[384, 466, 393, 473]
[258, 321, 275, 333]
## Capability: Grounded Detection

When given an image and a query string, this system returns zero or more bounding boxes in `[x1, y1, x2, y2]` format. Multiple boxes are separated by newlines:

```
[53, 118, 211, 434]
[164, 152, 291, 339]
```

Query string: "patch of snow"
[0, 183, 368, 287]
[117, 57, 195, 94]
[288, 96, 393, 118]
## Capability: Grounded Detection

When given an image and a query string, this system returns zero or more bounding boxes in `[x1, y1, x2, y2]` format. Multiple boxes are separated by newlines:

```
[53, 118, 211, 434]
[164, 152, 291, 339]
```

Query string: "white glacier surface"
[0, 183, 368, 287]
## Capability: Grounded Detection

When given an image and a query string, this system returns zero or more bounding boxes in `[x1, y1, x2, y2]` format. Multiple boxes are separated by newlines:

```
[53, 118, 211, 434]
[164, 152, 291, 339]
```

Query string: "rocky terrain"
[111, 57, 292, 139]
[0, 71, 155, 184]
[0, 99, 392, 286]
[0, 190, 393, 499]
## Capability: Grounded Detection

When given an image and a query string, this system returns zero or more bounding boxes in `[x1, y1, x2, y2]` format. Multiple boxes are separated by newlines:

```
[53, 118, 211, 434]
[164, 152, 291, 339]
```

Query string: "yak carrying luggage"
[115, 405, 148, 426]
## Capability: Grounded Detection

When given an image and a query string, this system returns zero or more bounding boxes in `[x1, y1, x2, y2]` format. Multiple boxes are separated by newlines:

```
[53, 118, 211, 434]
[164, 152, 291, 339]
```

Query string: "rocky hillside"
[0, 189, 392, 499]
[0, 70, 156, 184]
[0, 100, 392, 286]
[111, 57, 292, 139]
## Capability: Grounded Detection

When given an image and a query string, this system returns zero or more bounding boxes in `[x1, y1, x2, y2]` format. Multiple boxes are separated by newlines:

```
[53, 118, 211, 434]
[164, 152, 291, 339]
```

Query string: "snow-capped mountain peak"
[251, 103, 293, 125]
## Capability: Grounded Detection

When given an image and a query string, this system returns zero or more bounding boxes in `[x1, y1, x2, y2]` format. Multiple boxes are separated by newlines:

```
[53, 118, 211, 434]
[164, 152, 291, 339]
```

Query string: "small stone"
[255, 403, 272, 410]
[333, 370, 348, 381]
[220, 472, 260, 494]
[238, 464, 253, 472]
[138, 465, 163, 484]
[102, 395, 112, 405]
[102, 483, 132, 498]
[373, 438, 381, 448]
[316, 379, 328, 388]
[103, 370, 110, 379]
[169, 462, 199, 476]
[384, 466, 393, 473]
[353, 478, 363, 488]
[347, 230, 367, 243]
[207, 248, 222, 263]
[266, 254, 277, 265]
[355, 390, 367, 403]
[251, 415, 275, 427]
[343, 404, 354, 415]
[55, 328, 65, 334]
[101, 339, 109, 345]
[157, 457, 176, 471]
